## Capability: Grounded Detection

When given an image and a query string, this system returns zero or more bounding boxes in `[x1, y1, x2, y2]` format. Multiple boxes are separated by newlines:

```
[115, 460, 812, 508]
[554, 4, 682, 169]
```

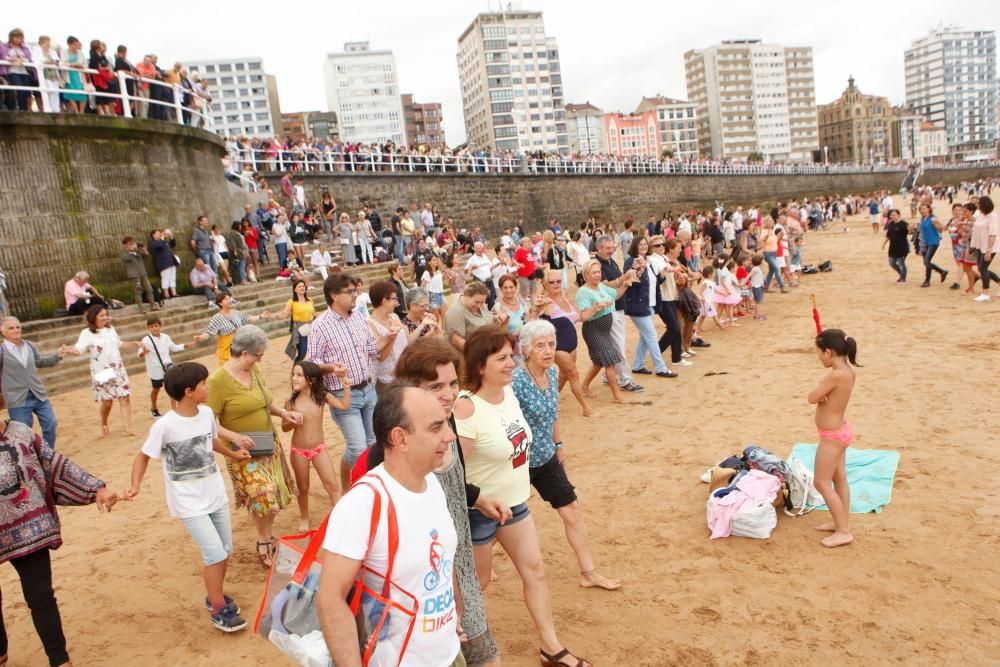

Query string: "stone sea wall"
[0, 113, 255, 319]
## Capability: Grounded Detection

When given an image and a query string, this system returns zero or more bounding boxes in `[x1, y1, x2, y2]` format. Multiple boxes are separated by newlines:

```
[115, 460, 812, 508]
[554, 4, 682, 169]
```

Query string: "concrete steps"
[28, 258, 397, 396]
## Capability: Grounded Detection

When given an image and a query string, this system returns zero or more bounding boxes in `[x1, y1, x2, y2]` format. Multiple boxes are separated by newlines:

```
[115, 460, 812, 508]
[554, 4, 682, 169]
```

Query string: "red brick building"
[401, 94, 447, 149]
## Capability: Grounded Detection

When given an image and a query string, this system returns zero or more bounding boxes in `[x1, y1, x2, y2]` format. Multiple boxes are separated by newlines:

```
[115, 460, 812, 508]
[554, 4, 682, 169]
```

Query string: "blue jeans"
[8, 393, 58, 449]
[394, 234, 405, 263]
[197, 249, 218, 274]
[276, 242, 288, 269]
[180, 506, 233, 566]
[763, 251, 784, 289]
[233, 257, 246, 284]
[889, 255, 907, 281]
[923, 244, 945, 282]
[329, 383, 377, 465]
[630, 311, 667, 373]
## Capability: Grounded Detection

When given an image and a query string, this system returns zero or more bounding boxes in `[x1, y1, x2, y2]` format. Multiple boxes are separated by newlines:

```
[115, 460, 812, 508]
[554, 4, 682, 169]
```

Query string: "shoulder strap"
[146, 335, 169, 372]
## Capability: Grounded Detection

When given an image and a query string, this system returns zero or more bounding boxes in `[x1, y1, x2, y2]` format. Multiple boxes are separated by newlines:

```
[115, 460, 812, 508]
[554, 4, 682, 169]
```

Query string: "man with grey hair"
[595, 235, 642, 392]
[64, 271, 108, 316]
[464, 241, 496, 309]
[317, 383, 462, 667]
[1, 316, 71, 447]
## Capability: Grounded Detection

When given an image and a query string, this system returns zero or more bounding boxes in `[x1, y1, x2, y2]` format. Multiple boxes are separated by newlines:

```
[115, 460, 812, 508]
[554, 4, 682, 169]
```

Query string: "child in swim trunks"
[282, 360, 350, 531]
[807, 329, 860, 549]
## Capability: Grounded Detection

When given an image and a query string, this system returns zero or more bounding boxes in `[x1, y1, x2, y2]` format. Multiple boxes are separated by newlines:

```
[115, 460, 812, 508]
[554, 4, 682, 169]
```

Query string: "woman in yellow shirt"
[266, 279, 316, 361]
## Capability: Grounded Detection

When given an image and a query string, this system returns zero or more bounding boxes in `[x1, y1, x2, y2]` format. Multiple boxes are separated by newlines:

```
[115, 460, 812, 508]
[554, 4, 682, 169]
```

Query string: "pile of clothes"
[704, 446, 790, 540]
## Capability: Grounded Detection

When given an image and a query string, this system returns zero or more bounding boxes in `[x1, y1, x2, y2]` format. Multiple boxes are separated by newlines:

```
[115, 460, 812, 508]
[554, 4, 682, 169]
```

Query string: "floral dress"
[74, 327, 131, 401]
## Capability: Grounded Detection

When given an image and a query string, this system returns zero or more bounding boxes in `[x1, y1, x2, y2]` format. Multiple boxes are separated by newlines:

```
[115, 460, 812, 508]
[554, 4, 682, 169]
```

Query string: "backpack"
[784, 457, 825, 516]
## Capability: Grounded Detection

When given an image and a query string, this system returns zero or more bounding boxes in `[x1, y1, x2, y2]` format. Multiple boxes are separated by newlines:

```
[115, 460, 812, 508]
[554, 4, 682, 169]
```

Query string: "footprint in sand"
[692, 606, 722, 622]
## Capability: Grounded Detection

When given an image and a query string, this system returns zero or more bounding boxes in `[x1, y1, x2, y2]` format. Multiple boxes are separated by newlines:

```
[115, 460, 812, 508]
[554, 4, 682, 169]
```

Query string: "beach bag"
[705, 495, 777, 539]
[254, 474, 418, 667]
[784, 457, 825, 517]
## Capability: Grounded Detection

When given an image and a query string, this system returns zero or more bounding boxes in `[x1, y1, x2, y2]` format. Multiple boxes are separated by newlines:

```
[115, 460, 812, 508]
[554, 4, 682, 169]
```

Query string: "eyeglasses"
[546, 279, 562, 284]
[337, 288, 358, 296]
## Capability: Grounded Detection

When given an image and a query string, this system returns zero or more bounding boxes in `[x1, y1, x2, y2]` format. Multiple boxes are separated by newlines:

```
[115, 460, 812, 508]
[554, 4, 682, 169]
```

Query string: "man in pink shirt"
[64, 271, 108, 316]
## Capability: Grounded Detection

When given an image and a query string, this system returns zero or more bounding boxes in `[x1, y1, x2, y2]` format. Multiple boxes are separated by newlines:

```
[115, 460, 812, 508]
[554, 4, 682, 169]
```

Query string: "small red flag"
[811, 294, 822, 334]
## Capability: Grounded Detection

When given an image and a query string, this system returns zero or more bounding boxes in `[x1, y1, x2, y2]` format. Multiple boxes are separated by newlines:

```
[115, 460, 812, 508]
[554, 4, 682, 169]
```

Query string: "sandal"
[540, 647, 591, 667]
[256, 540, 274, 568]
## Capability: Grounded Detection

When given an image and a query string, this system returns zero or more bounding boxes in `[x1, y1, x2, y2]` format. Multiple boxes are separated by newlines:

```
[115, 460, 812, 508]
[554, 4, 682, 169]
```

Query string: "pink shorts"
[818, 422, 853, 446]
[291, 443, 326, 460]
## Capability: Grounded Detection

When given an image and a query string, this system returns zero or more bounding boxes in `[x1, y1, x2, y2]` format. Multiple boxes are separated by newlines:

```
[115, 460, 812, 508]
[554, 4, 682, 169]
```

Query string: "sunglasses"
[652, 243, 664, 247]
[546, 279, 561, 284]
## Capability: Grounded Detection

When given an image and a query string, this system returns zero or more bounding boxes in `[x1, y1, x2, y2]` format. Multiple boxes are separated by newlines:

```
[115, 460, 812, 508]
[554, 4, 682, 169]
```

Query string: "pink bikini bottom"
[817, 421, 853, 446]
[291, 443, 326, 460]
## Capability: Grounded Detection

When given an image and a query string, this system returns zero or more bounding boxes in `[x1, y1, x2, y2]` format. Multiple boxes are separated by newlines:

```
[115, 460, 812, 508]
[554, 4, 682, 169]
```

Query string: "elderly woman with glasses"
[400, 286, 440, 336]
[206, 325, 299, 568]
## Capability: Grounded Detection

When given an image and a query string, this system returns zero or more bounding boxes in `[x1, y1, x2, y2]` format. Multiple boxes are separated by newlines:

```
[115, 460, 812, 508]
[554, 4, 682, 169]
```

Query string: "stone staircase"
[24, 250, 398, 396]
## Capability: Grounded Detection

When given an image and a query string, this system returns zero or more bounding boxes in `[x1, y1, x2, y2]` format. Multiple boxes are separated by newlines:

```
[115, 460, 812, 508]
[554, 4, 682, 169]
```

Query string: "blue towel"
[787, 444, 900, 514]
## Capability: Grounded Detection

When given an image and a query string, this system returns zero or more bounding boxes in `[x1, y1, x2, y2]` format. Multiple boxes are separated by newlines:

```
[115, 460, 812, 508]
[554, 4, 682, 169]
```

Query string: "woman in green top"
[574, 259, 636, 404]
[206, 325, 300, 567]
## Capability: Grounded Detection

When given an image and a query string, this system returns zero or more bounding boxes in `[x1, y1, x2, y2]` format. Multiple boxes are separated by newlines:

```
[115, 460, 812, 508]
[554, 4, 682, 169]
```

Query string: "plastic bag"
[706, 495, 777, 539]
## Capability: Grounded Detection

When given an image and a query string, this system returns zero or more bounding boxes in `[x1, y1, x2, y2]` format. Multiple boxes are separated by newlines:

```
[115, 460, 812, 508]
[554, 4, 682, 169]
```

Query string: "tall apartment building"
[186, 57, 279, 137]
[401, 94, 447, 149]
[891, 107, 924, 161]
[817, 77, 893, 163]
[634, 96, 700, 160]
[684, 39, 819, 161]
[457, 9, 567, 153]
[323, 42, 405, 145]
[564, 102, 605, 154]
[905, 26, 997, 158]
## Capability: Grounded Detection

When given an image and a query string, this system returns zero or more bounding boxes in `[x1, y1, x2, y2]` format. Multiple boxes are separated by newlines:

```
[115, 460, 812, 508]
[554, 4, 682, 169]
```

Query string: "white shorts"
[775, 256, 786, 268]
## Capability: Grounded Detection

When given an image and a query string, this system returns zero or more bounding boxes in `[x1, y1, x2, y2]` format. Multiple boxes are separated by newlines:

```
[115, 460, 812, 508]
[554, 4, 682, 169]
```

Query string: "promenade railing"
[0, 59, 213, 128]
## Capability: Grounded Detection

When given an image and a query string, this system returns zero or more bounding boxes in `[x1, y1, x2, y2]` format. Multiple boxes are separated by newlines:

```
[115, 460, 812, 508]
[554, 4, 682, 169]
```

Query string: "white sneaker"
[676, 359, 694, 367]
[974, 294, 991, 302]
[699, 468, 712, 484]
[681, 351, 692, 358]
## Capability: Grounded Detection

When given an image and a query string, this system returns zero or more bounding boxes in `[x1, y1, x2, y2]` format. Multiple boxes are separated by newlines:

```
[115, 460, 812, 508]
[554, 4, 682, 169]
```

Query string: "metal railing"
[0, 59, 213, 128]
[227, 147, 923, 176]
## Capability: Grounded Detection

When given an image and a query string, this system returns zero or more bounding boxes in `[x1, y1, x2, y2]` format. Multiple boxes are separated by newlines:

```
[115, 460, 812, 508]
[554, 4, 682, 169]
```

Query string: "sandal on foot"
[256, 540, 274, 568]
[540, 647, 591, 667]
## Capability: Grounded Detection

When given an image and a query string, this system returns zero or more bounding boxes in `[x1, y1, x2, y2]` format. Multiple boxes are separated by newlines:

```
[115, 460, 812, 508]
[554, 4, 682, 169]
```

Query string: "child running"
[281, 360, 351, 531]
[807, 329, 860, 549]
[125, 362, 251, 631]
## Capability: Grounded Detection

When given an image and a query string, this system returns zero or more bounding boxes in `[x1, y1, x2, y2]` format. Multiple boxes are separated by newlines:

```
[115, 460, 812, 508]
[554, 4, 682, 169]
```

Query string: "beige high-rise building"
[684, 39, 819, 161]
[817, 77, 893, 163]
[457, 9, 567, 153]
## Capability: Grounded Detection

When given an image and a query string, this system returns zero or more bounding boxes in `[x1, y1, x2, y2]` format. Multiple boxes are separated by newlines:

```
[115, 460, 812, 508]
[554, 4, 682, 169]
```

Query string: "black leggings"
[656, 301, 682, 363]
[923, 244, 947, 283]
[975, 249, 998, 289]
[0, 548, 69, 666]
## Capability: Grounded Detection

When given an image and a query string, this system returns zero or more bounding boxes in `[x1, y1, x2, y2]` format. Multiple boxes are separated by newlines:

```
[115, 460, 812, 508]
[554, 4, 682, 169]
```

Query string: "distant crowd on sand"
[0, 178, 992, 666]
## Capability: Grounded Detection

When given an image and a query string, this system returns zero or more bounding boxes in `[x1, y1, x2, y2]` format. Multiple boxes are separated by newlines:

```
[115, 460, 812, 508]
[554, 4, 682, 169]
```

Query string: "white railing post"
[117, 71, 132, 118]
[173, 84, 183, 124]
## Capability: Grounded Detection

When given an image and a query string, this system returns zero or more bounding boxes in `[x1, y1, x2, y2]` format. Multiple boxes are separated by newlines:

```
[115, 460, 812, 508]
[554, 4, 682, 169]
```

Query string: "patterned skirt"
[581, 312, 621, 368]
[91, 361, 130, 401]
[224, 435, 297, 517]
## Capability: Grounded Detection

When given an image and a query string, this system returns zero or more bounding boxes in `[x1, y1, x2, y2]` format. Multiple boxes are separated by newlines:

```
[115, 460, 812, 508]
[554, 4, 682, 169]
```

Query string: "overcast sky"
[11, 0, 1000, 143]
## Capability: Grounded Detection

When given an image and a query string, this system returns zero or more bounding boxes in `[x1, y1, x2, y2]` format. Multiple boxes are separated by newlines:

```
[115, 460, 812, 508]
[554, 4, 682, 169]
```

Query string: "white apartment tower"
[457, 9, 567, 153]
[904, 26, 997, 159]
[323, 42, 405, 145]
[684, 40, 819, 161]
[186, 57, 278, 137]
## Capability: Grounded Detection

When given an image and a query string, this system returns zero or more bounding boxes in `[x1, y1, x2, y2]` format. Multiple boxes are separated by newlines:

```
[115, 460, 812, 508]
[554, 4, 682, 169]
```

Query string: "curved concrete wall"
[0, 113, 249, 319]
[279, 166, 995, 239]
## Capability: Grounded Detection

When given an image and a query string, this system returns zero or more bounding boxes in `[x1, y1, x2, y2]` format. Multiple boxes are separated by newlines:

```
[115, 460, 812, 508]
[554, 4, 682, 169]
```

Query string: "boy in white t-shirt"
[318, 385, 461, 667]
[125, 362, 253, 633]
[138, 315, 185, 417]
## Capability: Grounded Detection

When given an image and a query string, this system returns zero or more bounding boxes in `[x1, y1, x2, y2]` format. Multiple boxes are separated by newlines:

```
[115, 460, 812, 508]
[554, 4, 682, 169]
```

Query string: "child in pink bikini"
[807, 329, 859, 548]
[282, 360, 350, 531]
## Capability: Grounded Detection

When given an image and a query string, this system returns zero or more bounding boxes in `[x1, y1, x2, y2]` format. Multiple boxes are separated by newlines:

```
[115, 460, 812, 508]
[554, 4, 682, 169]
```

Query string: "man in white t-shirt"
[318, 385, 461, 667]
[293, 176, 306, 211]
[464, 242, 496, 309]
[309, 244, 334, 280]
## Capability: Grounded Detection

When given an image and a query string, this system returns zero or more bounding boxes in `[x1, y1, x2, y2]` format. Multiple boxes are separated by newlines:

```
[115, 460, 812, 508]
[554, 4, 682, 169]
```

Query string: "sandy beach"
[2, 197, 999, 666]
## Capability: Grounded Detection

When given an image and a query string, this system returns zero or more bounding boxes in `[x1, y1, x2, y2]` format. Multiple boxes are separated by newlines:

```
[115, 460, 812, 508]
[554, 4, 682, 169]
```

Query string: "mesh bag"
[254, 475, 418, 666]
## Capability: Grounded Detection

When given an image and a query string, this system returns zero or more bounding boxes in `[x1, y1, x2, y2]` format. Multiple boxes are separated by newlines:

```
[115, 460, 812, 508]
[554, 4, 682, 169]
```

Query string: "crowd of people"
[0, 176, 997, 666]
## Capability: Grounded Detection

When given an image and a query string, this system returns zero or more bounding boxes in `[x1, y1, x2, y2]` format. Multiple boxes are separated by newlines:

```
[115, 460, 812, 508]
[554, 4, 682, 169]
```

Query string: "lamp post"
[823, 145, 828, 165]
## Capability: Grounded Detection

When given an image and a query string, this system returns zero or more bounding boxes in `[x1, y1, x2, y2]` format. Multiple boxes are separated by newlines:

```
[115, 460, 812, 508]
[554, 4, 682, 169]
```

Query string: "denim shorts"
[429, 291, 445, 309]
[468, 502, 530, 545]
[752, 286, 764, 304]
[181, 506, 233, 566]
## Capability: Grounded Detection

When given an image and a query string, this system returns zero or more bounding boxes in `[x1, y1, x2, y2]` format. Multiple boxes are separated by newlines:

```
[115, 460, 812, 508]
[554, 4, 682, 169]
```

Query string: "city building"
[634, 96, 700, 160]
[280, 111, 340, 141]
[401, 94, 447, 149]
[920, 122, 948, 158]
[684, 39, 819, 161]
[457, 8, 567, 153]
[564, 102, 605, 155]
[185, 57, 278, 137]
[904, 26, 997, 159]
[891, 107, 924, 161]
[603, 111, 660, 158]
[323, 41, 405, 145]
[816, 77, 893, 163]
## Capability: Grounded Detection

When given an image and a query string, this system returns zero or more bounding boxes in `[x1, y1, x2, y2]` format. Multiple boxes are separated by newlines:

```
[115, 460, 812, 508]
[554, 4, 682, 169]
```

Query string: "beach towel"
[787, 444, 900, 514]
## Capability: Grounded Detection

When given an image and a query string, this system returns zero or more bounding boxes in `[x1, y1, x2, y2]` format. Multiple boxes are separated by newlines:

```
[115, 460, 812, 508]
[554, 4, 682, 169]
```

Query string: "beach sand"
[2, 197, 999, 666]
